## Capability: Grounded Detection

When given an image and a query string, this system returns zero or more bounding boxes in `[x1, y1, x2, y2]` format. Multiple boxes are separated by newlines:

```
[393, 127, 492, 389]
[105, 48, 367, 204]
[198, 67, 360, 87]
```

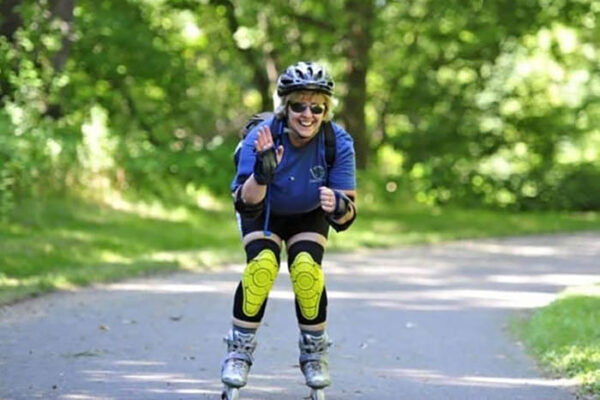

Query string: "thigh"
[239, 207, 329, 246]
[239, 214, 283, 248]
[283, 207, 330, 242]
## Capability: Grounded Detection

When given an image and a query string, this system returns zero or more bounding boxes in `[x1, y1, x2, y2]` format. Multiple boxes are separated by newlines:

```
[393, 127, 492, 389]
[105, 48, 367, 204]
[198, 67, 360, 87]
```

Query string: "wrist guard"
[234, 187, 264, 219]
[332, 190, 352, 219]
[253, 147, 277, 185]
[327, 191, 357, 232]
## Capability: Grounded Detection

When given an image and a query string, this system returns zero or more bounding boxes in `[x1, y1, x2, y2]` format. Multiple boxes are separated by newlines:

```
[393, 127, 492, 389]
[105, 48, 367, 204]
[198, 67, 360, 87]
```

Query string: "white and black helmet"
[276, 61, 335, 96]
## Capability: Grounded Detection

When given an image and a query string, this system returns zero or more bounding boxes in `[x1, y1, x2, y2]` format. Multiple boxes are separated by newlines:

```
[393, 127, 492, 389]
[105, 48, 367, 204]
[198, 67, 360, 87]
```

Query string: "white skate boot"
[221, 329, 257, 400]
[299, 332, 332, 400]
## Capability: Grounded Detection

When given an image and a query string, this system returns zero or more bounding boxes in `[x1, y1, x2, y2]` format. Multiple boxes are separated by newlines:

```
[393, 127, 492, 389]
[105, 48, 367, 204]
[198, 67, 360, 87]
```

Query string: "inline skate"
[299, 332, 332, 400]
[221, 329, 257, 400]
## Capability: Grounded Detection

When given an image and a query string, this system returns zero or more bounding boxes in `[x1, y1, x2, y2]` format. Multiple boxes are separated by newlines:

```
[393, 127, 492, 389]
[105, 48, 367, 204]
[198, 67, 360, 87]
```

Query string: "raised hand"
[253, 125, 284, 185]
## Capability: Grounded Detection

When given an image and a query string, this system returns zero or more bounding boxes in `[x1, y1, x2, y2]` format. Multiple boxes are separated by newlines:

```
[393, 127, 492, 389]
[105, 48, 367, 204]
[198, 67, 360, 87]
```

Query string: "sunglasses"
[288, 102, 326, 115]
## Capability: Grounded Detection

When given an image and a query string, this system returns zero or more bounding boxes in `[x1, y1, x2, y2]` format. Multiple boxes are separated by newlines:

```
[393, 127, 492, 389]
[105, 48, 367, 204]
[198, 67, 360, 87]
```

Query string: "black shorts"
[239, 207, 330, 241]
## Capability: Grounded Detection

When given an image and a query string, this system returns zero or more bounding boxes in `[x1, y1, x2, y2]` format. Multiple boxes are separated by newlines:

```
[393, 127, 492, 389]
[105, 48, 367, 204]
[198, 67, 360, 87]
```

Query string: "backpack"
[233, 112, 336, 181]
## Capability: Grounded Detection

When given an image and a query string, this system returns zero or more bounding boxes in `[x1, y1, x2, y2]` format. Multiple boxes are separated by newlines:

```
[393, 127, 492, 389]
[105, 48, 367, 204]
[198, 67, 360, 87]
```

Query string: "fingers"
[254, 125, 273, 152]
[254, 127, 283, 164]
[319, 186, 335, 213]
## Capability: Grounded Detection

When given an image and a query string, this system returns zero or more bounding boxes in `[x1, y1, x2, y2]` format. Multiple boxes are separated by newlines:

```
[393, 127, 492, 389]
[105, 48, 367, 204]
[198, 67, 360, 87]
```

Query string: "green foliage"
[0, 1, 82, 199]
[552, 163, 600, 211]
[0, 167, 15, 222]
[370, 0, 600, 211]
[1, 0, 246, 205]
[1, 0, 600, 211]
[515, 287, 600, 397]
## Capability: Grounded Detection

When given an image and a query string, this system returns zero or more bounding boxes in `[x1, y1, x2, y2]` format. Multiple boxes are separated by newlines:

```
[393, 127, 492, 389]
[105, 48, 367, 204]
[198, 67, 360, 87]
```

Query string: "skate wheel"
[222, 387, 239, 400]
[310, 389, 325, 400]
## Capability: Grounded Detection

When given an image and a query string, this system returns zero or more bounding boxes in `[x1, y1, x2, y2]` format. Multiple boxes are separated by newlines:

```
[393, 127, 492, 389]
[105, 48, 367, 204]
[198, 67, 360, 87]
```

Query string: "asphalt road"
[1, 233, 599, 400]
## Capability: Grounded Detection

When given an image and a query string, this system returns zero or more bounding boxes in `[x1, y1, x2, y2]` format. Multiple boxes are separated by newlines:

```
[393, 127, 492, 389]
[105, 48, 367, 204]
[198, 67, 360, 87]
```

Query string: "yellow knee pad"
[290, 252, 325, 321]
[242, 249, 279, 317]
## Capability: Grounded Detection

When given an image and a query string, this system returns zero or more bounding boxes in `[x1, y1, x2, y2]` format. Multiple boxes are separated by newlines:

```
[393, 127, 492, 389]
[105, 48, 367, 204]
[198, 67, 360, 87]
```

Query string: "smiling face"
[286, 91, 328, 146]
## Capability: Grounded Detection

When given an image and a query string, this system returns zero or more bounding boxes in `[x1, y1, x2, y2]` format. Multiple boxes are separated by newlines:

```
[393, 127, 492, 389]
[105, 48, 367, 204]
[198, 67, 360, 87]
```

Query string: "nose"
[300, 106, 312, 116]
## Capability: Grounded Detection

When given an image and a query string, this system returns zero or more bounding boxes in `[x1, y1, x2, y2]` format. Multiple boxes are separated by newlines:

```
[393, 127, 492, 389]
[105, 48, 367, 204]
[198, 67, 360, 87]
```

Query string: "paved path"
[1, 233, 599, 400]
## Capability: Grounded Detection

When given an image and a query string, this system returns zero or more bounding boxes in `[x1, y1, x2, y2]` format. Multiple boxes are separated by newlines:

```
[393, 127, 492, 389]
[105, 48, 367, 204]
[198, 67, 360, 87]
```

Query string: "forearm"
[240, 175, 267, 205]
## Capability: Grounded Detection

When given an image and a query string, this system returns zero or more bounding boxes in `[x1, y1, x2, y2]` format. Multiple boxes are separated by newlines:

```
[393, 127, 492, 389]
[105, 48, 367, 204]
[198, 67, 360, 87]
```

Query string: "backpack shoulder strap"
[241, 111, 275, 138]
[323, 121, 336, 169]
[269, 115, 283, 145]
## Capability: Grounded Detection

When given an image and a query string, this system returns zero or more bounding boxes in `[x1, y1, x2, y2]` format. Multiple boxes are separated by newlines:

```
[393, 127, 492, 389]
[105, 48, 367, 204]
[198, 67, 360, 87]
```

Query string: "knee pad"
[290, 252, 325, 321]
[241, 249, 279, 317]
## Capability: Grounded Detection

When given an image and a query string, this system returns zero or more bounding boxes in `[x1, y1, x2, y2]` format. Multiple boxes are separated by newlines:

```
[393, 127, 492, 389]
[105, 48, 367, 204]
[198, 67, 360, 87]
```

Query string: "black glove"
[253, 147, 278, 185]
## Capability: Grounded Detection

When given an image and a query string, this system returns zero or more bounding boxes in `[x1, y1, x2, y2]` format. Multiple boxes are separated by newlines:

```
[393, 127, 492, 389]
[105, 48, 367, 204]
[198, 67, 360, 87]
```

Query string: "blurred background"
[2, 3, 599, 394]
[1, 0, 599, 214]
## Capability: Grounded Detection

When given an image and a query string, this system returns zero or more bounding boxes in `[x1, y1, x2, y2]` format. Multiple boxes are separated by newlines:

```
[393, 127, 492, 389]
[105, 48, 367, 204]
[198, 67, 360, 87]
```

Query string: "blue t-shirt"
[232, 118, 356, 215]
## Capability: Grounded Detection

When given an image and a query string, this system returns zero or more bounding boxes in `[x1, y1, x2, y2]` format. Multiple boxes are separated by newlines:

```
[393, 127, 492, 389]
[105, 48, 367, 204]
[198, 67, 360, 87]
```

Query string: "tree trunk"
[0, 0, 22, 41]
[340, 0, 375, 169]
[253, 59, 271, 111]
[49, 0, 75, 72]
[210, 0, 271, 111]
[0, 0, 22, 101]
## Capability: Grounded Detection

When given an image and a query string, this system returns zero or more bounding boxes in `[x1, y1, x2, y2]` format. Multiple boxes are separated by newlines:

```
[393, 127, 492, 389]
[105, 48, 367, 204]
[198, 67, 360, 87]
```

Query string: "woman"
[221, 61, 357, 399]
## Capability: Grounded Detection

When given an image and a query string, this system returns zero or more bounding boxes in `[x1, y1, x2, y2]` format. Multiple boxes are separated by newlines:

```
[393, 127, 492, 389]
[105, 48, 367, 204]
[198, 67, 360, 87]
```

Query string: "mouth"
[288, 112, 321, 141]
[296, 119, 315, 130]
[298, 120, 314, 128]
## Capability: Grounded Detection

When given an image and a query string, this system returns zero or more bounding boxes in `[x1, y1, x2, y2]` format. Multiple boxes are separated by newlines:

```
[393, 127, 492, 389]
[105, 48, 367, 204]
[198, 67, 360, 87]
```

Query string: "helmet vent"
[276, 61, 335, 96]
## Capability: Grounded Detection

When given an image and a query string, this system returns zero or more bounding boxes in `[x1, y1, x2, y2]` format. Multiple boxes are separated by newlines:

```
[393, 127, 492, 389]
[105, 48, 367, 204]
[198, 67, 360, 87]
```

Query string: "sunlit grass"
[1, 194, 600, 304]
[329, 200, 600, 251]
[513, 285, 600, 398]
[0, 196, 243, 304]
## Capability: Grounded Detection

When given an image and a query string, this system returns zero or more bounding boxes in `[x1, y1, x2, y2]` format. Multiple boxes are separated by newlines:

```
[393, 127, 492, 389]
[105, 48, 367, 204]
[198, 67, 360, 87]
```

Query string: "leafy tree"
[370, 0, 600, 209]
[1, 0, 599, 211]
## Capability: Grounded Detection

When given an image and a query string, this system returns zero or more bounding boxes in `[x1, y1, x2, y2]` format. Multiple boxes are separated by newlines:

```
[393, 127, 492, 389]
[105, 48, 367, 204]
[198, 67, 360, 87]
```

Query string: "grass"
[513, 285, 600, 398]
[2, 193, 600, 305]
[329, 202, 600, 250]
[0, 195, 243, 304]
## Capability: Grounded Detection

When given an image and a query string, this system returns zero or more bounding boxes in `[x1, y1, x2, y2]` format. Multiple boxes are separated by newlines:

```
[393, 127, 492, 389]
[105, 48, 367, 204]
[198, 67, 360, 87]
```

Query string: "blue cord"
[262, 117, 282, 238]
[263, 185, 272, 237]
